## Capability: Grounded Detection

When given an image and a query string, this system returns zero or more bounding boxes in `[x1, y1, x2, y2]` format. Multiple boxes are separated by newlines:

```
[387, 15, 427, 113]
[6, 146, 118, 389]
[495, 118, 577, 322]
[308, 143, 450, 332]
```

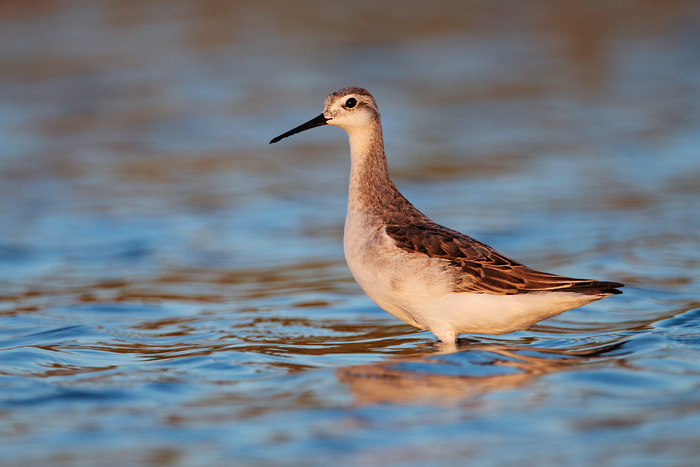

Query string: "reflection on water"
[339, 343, 625, 405]
[2, 0, 700, 465]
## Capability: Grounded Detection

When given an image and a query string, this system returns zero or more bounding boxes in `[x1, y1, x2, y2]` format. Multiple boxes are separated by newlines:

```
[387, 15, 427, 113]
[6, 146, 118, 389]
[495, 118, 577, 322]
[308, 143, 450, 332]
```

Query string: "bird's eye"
[344, 97, 357, 108]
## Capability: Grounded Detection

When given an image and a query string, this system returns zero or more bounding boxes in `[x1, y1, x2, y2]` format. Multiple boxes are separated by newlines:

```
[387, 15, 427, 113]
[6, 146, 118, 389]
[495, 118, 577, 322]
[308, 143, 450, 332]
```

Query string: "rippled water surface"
[2, 1, 700, 465]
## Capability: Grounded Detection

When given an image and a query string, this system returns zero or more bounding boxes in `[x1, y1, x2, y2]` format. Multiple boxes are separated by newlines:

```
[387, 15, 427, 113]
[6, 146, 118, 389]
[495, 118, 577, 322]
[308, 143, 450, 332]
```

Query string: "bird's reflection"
[337, 341, 624, 405]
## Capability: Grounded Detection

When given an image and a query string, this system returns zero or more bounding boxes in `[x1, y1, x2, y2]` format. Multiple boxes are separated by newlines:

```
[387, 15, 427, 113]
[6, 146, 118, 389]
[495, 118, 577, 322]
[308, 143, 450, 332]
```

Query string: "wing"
[384, 222, 624, 296]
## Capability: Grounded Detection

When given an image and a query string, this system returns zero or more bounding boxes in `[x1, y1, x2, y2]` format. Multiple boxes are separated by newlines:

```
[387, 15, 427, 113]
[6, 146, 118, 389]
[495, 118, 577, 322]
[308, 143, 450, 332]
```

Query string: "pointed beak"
[269, 114, 329, 144]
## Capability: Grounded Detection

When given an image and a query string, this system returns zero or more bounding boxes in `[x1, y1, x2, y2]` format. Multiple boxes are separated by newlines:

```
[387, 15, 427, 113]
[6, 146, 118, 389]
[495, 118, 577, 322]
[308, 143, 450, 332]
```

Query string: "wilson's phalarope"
[270, 87, 623, 344]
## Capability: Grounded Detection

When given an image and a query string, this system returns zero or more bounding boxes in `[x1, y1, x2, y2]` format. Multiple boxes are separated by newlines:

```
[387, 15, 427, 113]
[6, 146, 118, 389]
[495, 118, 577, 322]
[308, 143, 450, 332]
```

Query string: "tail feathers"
[559, 280, 624, 296]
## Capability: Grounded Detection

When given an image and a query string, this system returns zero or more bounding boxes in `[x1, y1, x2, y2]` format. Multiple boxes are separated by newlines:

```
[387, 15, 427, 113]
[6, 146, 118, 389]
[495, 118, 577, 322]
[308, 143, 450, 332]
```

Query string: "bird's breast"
[343, 210, 455, 329]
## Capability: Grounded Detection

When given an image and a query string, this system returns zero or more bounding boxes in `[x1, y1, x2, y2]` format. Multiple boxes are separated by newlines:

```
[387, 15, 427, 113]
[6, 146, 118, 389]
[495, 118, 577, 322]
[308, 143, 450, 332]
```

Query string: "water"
[1, 1, 700, 465]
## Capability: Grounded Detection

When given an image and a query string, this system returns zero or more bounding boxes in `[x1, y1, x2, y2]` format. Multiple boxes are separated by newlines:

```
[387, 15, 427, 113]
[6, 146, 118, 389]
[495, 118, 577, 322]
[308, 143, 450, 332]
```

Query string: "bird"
[270, 87, 623, 344]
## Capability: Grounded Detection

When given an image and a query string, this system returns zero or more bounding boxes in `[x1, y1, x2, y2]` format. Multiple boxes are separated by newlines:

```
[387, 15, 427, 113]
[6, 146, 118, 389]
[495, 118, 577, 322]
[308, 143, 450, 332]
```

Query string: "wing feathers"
[384, 223, 624, 296]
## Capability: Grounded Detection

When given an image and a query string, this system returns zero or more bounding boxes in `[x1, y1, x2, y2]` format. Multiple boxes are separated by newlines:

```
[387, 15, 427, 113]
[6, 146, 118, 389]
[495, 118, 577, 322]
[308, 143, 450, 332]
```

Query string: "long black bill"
[269, 114, 329, 144]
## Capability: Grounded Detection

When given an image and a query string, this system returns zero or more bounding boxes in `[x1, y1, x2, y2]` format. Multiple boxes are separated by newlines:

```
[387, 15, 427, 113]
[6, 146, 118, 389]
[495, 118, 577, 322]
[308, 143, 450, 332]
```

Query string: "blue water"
[1, 1, 700, 465]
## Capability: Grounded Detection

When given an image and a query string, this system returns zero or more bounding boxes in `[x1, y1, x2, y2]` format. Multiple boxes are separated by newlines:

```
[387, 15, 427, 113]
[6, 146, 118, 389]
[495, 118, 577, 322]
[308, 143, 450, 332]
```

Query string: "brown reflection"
[30, 361, 118, 378]
[338, 342, 623, 405]
[0, 260, 353, 313]
[545, 2, 609, 90]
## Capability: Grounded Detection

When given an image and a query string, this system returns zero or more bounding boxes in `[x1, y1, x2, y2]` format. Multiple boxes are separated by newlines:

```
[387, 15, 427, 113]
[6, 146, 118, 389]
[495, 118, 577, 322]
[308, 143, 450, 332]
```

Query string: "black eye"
[345, 97, 357, 108]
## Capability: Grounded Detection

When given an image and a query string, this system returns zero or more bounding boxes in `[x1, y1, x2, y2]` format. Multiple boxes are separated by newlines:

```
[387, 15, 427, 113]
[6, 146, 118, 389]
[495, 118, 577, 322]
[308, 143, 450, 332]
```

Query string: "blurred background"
[1, 1, 700, 465]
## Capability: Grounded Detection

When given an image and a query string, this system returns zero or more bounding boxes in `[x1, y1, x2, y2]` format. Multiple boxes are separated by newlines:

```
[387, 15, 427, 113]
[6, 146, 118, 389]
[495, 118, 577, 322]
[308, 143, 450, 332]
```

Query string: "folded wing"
[384, 223, 624, 296]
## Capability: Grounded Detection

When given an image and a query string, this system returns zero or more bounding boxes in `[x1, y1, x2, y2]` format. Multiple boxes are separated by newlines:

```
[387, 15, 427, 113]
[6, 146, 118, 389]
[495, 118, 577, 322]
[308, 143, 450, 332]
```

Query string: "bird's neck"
[346, 123, 415, 221]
